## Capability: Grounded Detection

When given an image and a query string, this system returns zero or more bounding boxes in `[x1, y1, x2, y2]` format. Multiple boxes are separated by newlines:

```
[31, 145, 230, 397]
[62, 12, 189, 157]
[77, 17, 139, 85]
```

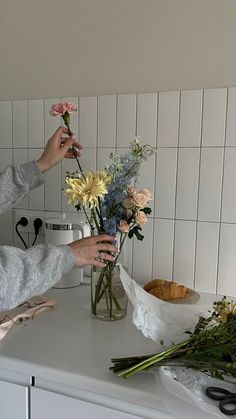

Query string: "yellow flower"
[65, 171, 111, 208]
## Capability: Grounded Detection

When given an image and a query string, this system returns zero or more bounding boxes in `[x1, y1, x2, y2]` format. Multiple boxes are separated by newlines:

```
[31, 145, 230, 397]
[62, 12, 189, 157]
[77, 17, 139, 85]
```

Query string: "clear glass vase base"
[91, 309, 127, 321]
[91, 264, 128, 321]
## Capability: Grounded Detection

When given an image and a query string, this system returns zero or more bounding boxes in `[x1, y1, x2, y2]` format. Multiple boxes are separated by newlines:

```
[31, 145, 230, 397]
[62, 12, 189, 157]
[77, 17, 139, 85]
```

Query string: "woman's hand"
[36, 126, 82, 172]
[67, 234, 119, 268]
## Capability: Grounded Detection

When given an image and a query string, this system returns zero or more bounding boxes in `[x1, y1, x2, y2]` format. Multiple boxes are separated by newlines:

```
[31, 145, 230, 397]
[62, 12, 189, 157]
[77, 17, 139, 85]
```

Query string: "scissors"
[206, 386, 236, 416]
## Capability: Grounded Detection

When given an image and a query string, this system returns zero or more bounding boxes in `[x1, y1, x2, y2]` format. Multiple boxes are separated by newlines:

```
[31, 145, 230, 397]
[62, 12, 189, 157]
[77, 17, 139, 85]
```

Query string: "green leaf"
[140, 207, 152, 215]
[128, 226, 144, 240]
[128, 229, 134, 239]
[132, 227, 144, 241]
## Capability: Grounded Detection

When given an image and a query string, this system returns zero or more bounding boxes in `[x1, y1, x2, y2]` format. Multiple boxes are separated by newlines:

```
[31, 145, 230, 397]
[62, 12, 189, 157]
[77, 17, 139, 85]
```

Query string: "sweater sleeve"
[0, 161, 44, 214]
[0, 244, 75, 310]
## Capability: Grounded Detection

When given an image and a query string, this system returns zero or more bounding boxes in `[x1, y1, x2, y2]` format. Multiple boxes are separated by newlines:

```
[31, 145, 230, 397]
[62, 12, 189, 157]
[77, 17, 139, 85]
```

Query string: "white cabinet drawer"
[0, 379, 28, 419]
[31, 387, 142, 419]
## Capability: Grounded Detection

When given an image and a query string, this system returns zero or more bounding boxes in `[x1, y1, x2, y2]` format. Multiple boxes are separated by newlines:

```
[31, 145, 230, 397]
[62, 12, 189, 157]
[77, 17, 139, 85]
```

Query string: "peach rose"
[131, 192, 149, 208]
[127, 186, 137, 197]
[126, 208, 133, 219]
[118, 220, 130, 233]
[139, 188, 153, 201]
[122, 197, 133, 208]
[135, 211, 147, 227]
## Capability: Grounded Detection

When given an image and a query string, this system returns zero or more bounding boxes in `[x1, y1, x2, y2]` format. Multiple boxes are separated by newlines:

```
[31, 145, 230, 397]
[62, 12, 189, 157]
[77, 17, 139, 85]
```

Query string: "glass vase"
[91, 263, 128, 321]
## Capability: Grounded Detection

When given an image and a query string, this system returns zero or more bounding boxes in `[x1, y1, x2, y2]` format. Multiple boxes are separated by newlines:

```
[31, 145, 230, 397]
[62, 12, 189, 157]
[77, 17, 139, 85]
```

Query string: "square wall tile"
[157, 91, 179, 147]
[195, 222, 219, 293]
[198, 148, 224, 222]
[173, 220, 196, 288]
[0, 101, 12, 147]
[179, 90, 202, 147]
[45, 164, 62, 212]
[152, 218, 174, 280]
[202, 88, 227, 147]
[28, 100, 44, 148]
[117, 94, 136, 147]
[154, 148, 177, 219]
[44, 98, 61, 142]
[226, 87, 236, 146]
[98, 95, 116, 148]
[137, 93, 157, 146]
[176, 148, 200, 220]
[12, 100, 28, 148]
[136, 153, 156, 213]
[218, 223, 236, 296]
[80, 148, 96, 172]
[221, 147, 236, 223]
[79, 97, 97, 147]
[132, 218, 154, 283]
[0, 149, 12, 170]
[97, 148, 114, 171]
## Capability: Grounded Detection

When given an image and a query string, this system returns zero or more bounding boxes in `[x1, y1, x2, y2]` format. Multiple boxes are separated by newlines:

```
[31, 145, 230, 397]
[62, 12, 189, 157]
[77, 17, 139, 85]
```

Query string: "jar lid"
[45, 218, 82, 231]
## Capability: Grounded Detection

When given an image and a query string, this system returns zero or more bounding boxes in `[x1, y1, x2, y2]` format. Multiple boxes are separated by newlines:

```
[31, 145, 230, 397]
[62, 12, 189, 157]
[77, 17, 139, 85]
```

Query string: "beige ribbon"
[0, 297, 56, 340]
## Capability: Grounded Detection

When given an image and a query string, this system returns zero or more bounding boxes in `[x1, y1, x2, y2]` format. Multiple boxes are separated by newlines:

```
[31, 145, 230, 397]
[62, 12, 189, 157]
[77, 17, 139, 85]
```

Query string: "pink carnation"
[50, 101, 77, 116]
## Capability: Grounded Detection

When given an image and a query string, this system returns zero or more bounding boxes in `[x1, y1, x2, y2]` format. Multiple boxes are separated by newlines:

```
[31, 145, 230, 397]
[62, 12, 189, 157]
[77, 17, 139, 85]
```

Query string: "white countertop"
[0, 284, 223, 419]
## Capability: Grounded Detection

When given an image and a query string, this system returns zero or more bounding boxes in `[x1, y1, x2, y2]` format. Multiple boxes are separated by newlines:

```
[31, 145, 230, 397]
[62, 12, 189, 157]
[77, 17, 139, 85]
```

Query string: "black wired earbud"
[31, 218, 43, 246]
[15, 217, 28, 249]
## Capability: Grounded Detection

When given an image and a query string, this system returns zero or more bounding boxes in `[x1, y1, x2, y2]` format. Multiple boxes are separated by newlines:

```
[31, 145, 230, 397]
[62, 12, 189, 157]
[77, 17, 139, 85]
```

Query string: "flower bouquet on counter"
[110, 297, 236, 381]
[64, 139, 156, 320]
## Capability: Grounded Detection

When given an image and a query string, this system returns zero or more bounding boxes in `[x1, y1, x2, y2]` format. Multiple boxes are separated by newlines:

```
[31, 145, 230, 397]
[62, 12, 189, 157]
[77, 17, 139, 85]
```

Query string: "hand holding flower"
[68, 234, 118, 268]
[36, 126, 82, 172]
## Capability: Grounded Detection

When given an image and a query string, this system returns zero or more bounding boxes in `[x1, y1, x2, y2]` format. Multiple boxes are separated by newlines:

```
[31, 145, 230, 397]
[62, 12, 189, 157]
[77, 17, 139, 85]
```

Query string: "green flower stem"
[117, 339, 190, 378]
[92, 264, 122, 317]
[108, 271, 113, 319]
[63, 116, 84, 175]
[91, 208, 101, 233]
[62, 116, 93, 233]
[93, 269, 105, 315]
[96, 281, 121, 310]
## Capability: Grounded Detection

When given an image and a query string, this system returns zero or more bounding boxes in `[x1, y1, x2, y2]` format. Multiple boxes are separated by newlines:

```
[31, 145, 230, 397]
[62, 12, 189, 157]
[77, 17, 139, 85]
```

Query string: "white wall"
[1, 87, 236, 297]
[1, 0, 236, 100]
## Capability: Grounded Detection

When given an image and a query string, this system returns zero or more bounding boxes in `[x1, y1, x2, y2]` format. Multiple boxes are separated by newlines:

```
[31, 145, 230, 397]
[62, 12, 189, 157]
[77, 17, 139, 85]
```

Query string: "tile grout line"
[171, 91, 181, 282]
[130, 93, 138, 278]
[193, 89, 204, 290]
[151, 92, 159, 279]
[215, 88, 228, 295]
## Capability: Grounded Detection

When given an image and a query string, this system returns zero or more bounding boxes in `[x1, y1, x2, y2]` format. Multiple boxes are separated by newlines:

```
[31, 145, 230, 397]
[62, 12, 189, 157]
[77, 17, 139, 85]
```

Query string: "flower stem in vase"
[91, 264, 127, 321]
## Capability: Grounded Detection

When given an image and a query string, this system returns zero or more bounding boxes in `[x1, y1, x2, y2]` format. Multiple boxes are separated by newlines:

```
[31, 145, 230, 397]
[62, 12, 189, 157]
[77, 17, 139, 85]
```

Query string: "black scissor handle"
[220, 395, 236, 416]
[206, 386, 231, 401]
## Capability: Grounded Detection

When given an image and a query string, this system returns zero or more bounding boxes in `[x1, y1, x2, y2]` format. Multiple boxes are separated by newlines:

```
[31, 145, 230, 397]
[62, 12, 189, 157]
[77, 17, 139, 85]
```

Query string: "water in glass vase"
[91, 264, 128, 321]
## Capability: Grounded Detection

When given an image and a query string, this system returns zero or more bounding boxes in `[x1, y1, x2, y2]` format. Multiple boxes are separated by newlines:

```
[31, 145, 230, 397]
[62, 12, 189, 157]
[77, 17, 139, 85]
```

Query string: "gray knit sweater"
[0, 161, 75, 310]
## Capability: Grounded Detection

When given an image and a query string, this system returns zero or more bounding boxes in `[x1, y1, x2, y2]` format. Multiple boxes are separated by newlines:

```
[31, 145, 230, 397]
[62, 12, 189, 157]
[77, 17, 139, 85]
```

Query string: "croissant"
[144, 279, 188, 301]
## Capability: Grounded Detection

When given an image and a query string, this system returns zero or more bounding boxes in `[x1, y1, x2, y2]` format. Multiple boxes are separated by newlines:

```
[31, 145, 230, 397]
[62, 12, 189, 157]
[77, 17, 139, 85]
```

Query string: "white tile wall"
[1, 87, 236, 296]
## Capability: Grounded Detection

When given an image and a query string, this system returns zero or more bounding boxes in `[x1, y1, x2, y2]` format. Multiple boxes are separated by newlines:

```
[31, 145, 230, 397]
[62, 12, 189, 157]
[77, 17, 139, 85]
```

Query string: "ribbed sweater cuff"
[18, 161, 44, 191]
[60, 245, 75, 273]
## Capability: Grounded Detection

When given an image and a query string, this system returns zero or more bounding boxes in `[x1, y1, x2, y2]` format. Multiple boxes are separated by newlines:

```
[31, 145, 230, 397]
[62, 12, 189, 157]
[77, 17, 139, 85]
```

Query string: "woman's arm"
[0, 234, 118, 311]
[0, 244, 74, 310]
[0, 126, 82, 214]
[0, 161, 44, 214]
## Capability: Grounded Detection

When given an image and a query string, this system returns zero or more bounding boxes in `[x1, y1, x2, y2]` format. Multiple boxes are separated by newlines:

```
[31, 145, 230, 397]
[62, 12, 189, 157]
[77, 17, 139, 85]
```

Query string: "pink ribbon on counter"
[0, 297, 56, 340]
